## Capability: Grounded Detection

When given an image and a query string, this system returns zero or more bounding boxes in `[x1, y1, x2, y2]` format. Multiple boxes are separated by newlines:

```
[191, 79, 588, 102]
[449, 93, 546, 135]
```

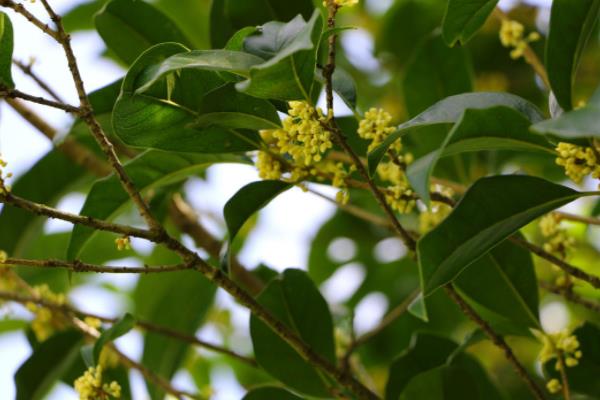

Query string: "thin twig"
[444, 285, 547, 400]
[6, 98, 111, 176]
[342, 289, 419, 367]
[2, 257, 194, 274]
[322, 1, 416, 251]
[13, 59, 65, 102]
[38, 0, 161, 232]
[511, 236, 600, 289]
[556, 351, 572, 400]
[0, 86, 80, 113]
[0, 192, 157, 242]
[0, 0, 59, 40]
[539, 281, 600, 314]
[554, 211, 600, 226]
[0, 289, 257, 367]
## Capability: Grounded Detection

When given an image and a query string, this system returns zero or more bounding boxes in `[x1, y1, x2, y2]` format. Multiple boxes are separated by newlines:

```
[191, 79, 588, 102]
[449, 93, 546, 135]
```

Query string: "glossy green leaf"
[455, 238, 540, 328]
[136, 267, 217, 400]
[377, 0, 445, 66]
[95, 0, 191, 65]
[368, 92, 544, 176]
[403, 33, 473, 117]
[209, 0, 314, 48]
[224, 180, 291, 242]
[386, 333, 502, 400]
[113, 43, 266, 153]
[442, 0, 499, 46]
[62, 0, 107, 32]
[532, 86, 600, 138]
[250, 269, 335, 397]
[407, 106, 553, 203]
[0, 12, 14, 88]
[67, 150, 247, 259]
[243, 387, 304, 400]
[93, 313, 135, 366]
[237, 11, 323, 101]
[15, 330, 85, 400]
[418, 175, 592, 296]
[546, 0, 600, 110]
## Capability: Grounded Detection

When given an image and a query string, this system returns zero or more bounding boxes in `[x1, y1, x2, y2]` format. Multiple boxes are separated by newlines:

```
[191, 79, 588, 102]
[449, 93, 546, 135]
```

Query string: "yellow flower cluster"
[539, 213, 574, 259]
[26, 285, 68, 342]
[115, 236, 131, 251]
[324, 0, 359, 7]
[0, 154, 13, 195]
[539, 329, 583, 369]
[555, 142, 600, 184]
[358, 108, 398, 152]
[376, 162, 416, 214]
[0, 250, 6, 264]
[256, 151, 283, 180]
[74, 366, 121, 400]
[499, 19, 541, 59]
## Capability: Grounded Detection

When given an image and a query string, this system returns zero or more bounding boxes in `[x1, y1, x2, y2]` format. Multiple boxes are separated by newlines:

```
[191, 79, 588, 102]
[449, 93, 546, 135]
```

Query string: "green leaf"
[455, 238, 540, 328]
[0, 12, 14, 88]
[237, 11, 323, 101]
[0, 150, 87, 256]
[15, 330, 85, 400]
[67, 150, 247, 259]
[113, 43, 266, 153]
[62, 0, 107, 32]
[367, 92, 544, 177]
[95, 0, 191, 65]
[407, 106, 553, 204]
[385, 333, 502, 400]
[546, 0, 600, 111]
[224, 180, 291, 242]
[250, 269, 335, 397]
[243, 387, 304, 400]
[330, 67, 357, 111]
[209, 0, 314, 48]
[93, 313, 135, 366]
[442, 0, 499, 46]
[403, 33, 473, 117]
[135, 267, 216, 400]
[385, 333, 457, 398]
[377, 0, 445, 66]
[532, 86, 600, 138]
[418, 175, 592, 296]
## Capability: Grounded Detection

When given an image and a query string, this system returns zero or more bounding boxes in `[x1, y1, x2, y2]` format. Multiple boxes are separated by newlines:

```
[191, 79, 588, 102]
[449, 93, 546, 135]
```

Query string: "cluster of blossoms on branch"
[538, 329, 583, 394]
[74, 366, 121, 400]
[26, 284, 68, 342]
[499, 19, 541, 59]
[539, 213, 575, 261]
[555, 141, 600, 185]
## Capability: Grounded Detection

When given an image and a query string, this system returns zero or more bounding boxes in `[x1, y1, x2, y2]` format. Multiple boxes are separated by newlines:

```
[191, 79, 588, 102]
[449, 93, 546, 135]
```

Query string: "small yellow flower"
[358, 108, 397, 151]
[0, 154, 12, 195]
[115, 236, 131, 251]
[84, 317, 102, 330]
[546, 378, 562, 394]
[499, 19, 541, 60]
[555, 142, 600, 185]
[28, 285, 68, 341]
[0, 250, 7, 264]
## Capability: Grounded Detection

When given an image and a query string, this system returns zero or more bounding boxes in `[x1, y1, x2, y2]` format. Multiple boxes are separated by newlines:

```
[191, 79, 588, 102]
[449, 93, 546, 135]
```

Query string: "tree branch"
[0, 192, 157, 242]
[0, 0, 59, 40]
[37, 0, 161, 233]
[2, 257, 194, 274]
[0, 289, 257, 368]
[0, 86, 81, 113]
[322, 1, 416, 251]
[539, 281, 600, 314]
[13, 59, 65, 102]
[444, 285, 547, 400]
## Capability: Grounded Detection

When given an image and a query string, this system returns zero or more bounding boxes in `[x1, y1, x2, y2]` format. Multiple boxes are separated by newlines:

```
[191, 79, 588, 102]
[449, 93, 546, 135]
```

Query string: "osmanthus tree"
[1, 0, 600, 398]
